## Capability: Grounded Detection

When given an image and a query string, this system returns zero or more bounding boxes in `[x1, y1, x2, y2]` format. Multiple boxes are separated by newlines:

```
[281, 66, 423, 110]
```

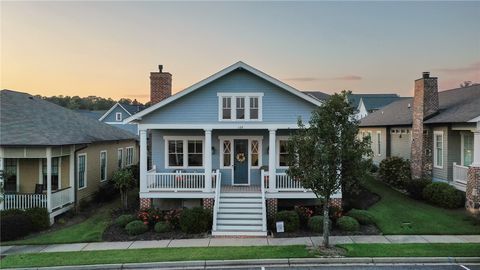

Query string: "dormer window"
[116, 112, 122, 121]
[218, 93, 263, 121]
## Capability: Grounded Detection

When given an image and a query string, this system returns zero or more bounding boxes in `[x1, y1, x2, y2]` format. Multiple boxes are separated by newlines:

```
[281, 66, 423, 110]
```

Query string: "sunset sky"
[1, 1, 479, 103]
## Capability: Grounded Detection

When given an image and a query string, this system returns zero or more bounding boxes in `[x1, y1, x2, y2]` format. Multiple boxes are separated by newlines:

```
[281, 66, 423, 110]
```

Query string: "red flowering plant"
[137, 207, 161, 227]
[163, 208, 183, 229]
[294, 206, 314, 229]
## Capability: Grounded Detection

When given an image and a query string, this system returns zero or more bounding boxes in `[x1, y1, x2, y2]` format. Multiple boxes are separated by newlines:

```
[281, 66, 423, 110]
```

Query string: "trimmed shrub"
[0, 211, 33, 241]
[163, 209, 182, 229]
[115, 214, 137, 227]
[125, 220, 148, 235]
[346, 209, 375, 225]
[405, 177, 431, 200]
[423, 182, 465, 209]
[93, 181, 118, 203]
[25, 208, 50, 231]
[275, 211, 300, 232]
[294, 206, 314, 229]
[154, 221, 172, 233]
[179, 207, 212, 234]
[308, 215, 331, 233]
[378, 156, 411, 189]
[337, 216, 360, 232]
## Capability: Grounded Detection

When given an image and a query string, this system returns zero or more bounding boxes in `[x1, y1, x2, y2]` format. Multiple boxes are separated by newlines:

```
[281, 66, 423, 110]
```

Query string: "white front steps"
[212, 192, 267, 236]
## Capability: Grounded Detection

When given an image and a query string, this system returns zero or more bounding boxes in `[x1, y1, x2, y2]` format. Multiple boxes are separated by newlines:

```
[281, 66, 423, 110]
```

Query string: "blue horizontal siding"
[142, 69, 317, 125]
[102, 105, 130, 123]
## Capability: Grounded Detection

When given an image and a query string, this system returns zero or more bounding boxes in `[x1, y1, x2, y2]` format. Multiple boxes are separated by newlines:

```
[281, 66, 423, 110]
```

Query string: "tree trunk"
[323, 199, 330, 247]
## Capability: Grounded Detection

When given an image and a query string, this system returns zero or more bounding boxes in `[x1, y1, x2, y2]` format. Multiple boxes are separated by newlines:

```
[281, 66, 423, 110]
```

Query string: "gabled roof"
[74, 109, 107, 120]
[302, 91, 330, 101]
[360, 84, 480, 127]
[121, 103, 145, 115]
[125, 61, 323, 122]
[348, 93, 399, 109]
[359, 96, 402, 111]
[0, 90, 137, 146]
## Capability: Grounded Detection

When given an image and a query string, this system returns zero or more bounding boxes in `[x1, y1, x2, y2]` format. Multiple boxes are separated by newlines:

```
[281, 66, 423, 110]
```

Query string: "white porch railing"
[51, 187, 74, 210]
[146, 171, 220, 192]
[212, 169, 221, 231]
[453, 162, 468, 185]
[260, 170, 267, 232]
[2, 193, 47, 210]
[262, 171, 308, 191]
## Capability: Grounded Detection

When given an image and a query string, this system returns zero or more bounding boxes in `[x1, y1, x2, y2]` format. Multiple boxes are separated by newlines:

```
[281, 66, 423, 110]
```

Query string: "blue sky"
[1, 1, 479, 101]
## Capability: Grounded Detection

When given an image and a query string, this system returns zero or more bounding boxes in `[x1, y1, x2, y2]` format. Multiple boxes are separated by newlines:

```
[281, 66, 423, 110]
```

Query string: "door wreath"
[236, 153, 246, 163]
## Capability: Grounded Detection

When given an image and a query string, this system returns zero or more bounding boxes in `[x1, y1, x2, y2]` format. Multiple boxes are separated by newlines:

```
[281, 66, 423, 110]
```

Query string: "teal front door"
[233, 139, 249, 185]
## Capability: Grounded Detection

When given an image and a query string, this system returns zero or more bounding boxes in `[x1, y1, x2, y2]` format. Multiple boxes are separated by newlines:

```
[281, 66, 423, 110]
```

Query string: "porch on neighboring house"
[447, 126, 477, 191]
[0, 146, 75, 222]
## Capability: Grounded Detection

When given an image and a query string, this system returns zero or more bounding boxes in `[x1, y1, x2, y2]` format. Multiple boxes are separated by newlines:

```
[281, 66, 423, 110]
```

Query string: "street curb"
[4, 257, 480, 270]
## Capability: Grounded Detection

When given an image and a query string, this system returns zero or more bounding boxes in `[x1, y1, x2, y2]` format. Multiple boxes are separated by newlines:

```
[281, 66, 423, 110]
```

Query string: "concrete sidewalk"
[2, 235, 480, 256]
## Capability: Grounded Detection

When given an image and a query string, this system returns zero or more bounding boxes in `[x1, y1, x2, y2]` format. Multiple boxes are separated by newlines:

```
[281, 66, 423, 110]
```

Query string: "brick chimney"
[150, 65, 172, 104]
[410, 72, 439, 179]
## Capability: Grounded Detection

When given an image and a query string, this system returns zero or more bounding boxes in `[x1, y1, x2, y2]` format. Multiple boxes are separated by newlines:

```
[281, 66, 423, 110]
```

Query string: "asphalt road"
[196, 264, 480, 270]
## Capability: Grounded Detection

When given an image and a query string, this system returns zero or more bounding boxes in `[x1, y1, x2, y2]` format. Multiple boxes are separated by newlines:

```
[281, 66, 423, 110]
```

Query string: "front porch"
[0, 146, 75, 222]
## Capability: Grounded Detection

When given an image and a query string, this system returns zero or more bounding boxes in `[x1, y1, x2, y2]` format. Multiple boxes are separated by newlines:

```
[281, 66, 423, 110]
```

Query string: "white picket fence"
[453, 162, 468, 185]
[262, 171, 307, 191]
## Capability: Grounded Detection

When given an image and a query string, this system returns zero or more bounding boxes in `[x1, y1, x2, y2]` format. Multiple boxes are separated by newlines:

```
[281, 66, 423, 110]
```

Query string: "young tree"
[286, 91, 371, 247]
[111, 169, 134, 210]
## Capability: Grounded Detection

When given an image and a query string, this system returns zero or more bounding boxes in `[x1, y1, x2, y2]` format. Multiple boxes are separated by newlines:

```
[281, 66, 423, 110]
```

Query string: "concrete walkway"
[1, 235, 480, 256]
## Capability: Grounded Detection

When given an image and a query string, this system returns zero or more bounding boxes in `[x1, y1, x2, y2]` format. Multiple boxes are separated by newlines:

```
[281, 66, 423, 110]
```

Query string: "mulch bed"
[271, 224, 381, 238]
[102, 224, 208, 241]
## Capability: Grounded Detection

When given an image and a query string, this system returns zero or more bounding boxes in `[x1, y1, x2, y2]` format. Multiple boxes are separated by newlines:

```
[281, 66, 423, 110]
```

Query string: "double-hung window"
[166, 137, 204, 168]
[125, 147, 134, 166]
[218, 93, 263, 121]
[462, 132, 474, 166]
[377, 131, 381, 156]
[434, 131, 443, 168]
[78, 154, 87, 189]
[278, 139, 289, 168]
[100, 151, 107, 182]
[116, 112, 122, 121]
[117, 148, 123, 169]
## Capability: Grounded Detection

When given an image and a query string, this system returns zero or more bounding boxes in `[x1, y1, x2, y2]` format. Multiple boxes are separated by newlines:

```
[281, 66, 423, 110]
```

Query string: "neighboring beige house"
[359, 73, 480, 194]
[0, 90, 139, 222]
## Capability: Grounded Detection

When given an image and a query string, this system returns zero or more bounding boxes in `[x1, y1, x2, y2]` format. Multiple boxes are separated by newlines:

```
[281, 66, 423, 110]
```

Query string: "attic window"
[116, 112, 122, 121]
[218, 93, 263, 121]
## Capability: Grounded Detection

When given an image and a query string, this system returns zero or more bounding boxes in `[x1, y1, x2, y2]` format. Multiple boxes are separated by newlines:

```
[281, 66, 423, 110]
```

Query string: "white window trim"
[433, 130, 444, 169]
[100, 150, 107, 182]
[218, 136, 263, 186]
[164, 136, 205, 169]
[117, 148, 124, 169]
[77, 153, 87, 190]
[115, 112, 122, 121]
[376, 131, 381, 156]
[125, 147, 134, 166]
[277, 136, 290, 169]
[217, 92, 263, 122]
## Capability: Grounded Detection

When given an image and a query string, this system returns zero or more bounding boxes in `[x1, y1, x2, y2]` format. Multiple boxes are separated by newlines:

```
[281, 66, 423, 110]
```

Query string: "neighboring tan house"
[125, 61, 339, 236]
[98, 103, 145, 135]
[346, 93, 401, 120]
[359, 73, 480, 195]
[0, 90, 139, 222]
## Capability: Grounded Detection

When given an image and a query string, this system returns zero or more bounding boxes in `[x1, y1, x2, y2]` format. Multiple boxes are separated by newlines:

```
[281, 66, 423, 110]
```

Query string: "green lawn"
[0, 246, 313, 268]
[365, 178, 480, 235]
[4, 204, 112, 245]
[340, 243, 480, 257]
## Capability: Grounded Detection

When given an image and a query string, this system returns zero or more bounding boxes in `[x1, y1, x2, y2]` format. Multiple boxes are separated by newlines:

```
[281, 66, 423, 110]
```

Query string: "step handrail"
[212, 169, 221, 231]
[260, 169, 267, 232]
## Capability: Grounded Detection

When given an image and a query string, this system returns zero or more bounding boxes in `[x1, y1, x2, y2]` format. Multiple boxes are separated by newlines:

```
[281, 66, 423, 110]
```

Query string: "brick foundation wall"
[139, 198, 152, 210]
[266, 198, 278, 220]
[466, 166, 480, 215]
[202, 198, 214, 214]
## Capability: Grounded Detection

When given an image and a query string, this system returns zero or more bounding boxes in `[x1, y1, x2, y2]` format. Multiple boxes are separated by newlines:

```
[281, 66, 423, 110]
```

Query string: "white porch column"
[69, 146, 75, 203]
[204, 129, 213, 192]
[140, 129, 148, 193]
[46, 147, 52, 212]
[472, 121, 480, 167]
[268, 129, 276, 191]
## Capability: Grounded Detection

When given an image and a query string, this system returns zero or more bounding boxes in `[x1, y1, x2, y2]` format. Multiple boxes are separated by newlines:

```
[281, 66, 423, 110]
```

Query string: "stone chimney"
[150, 65, 172, 104]
[410, 72, 439, 179]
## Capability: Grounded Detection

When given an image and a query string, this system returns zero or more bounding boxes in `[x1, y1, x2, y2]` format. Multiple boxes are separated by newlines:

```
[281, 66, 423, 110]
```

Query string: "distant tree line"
[35, 95, 147, 111]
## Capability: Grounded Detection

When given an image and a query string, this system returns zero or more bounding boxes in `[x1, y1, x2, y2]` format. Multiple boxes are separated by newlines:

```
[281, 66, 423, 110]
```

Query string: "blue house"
[126, 62, 341, 236]
[99, 103, 144, 135]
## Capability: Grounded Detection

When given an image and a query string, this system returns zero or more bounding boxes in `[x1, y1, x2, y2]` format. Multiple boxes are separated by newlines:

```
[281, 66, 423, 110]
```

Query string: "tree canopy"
[35, 95, 147, 111]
